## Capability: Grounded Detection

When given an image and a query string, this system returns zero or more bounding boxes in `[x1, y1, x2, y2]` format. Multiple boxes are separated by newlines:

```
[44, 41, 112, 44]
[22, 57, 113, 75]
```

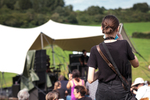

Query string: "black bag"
[125, 91, 137, 100]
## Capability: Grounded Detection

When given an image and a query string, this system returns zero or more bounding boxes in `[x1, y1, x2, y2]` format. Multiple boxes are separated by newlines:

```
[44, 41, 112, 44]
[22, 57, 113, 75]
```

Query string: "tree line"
[0, 0, 150, 28]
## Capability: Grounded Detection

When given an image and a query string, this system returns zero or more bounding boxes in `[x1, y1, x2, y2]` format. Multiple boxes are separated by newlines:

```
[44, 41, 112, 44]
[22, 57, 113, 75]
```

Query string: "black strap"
[102, 42, 129, 91]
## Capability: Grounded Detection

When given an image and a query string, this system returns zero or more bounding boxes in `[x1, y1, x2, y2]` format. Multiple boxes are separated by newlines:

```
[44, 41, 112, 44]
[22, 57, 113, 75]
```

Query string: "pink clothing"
[71, 79, 84, 100]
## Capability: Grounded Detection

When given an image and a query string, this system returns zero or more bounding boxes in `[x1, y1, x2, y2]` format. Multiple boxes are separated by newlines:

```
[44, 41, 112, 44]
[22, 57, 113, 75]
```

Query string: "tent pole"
[42, 34, 55, 67]
[0, 72, 3, 96]
[52, 43, 55, 66]
[41, 33, 44, 49]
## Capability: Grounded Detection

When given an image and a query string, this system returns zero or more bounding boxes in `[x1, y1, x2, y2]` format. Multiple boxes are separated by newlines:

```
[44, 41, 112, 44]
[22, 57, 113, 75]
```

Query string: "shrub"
[132, 32, 150, 39]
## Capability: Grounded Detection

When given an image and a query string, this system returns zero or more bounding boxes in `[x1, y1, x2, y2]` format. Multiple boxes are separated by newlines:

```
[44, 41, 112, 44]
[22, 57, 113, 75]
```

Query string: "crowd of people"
[17, 70, 150, 100]
[45, 69, 92, 100]
[17, 15, 150, 100]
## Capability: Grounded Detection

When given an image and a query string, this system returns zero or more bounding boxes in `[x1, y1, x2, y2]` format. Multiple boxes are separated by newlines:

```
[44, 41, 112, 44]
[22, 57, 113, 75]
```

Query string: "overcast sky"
[64, 0, 150, 11]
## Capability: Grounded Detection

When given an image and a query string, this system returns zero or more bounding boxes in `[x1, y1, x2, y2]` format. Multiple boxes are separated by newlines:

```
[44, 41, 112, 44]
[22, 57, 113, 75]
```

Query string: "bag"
[125, 92, 137, 100]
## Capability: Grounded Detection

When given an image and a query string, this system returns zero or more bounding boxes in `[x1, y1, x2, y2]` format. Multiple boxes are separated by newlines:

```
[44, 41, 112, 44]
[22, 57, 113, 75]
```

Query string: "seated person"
[53, 81, 67, 100]
[74, 85, 92, 100]
[46, 90, 60, 100]
[131, 77, 150, 100]
[17, 88, 29, 100]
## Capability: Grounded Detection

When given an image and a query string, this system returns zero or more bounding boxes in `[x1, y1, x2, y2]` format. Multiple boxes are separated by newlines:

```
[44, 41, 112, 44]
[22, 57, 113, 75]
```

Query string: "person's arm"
[148, 65, 150, 70]
[66, 80, 71, 89]
[130, 55, 139, 68]
[79, 57, 83, 66]
[87, 67, 99, 84]
[116, 32, 139, 67]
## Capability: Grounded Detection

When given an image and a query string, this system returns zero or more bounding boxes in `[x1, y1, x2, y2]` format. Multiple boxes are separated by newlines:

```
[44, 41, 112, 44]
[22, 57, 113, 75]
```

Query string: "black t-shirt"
[78, 96, 92, 100]
[87, 40, 135, 83]
[80, 55, 89, 67]
[57, 88, 66, 100]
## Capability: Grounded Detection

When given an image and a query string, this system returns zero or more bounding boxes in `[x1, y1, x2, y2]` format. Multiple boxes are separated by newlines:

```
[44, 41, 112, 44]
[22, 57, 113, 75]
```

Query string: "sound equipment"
[12, 84, 20, 97]
[12, 75, 21, 84]
[36, 71, 46, 86]
[34, 50, 47, 72]
[68, 54, 82, 72]
[38, 91, 46, 100]
[34, 50, 47, 90]
[69, 54, 82, 65]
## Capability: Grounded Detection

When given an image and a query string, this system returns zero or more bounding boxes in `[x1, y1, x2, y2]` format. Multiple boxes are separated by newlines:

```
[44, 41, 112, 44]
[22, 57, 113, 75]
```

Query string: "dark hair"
[74, 85, 87, 96]
[102, 15, 119, 34]
[147, 81, 150, 85]
[58, 75, 65, 81]
[82, 49, 86, 53]
[72, 69, 80, 82]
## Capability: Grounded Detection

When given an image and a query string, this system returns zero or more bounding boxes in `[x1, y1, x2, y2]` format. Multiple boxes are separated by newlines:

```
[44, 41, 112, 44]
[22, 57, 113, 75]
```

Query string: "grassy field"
[1, 22, 150, 88]
[123, 22, 150, 81]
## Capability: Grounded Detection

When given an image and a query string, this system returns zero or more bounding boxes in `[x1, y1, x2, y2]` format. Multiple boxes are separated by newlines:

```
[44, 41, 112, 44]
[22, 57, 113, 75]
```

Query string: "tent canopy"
[0, 20, 136, 74]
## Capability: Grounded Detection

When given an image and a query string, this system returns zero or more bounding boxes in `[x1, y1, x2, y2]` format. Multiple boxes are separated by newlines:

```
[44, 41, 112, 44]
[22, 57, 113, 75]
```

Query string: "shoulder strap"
[96, 45, 118, 75]
[96, 43, 129, 91]
[82, 79, 84, 85]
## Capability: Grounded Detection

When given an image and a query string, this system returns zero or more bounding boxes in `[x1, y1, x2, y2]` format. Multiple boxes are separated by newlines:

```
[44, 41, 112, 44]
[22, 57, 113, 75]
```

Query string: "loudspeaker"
[69, 54, 82, 72]
[12, 84, 20, 97]
[38, 91, 46, 100]
[12, 75, 21, 84]
[34, 50, 47, 72]
[69, 54, 82, 64]
[35, 71, 47, 90]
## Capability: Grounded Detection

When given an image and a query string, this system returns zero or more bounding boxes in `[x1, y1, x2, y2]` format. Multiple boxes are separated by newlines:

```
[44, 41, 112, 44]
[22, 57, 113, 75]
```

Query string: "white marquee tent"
[0, 20, 136, 74]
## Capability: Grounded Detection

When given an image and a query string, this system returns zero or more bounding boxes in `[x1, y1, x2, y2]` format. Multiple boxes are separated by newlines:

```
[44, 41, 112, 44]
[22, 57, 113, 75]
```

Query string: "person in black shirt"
[87, 15, 139, 100]
[53, 81, 66, 100]
[74, 85, 92, 100]
[79, 50, 89, 79]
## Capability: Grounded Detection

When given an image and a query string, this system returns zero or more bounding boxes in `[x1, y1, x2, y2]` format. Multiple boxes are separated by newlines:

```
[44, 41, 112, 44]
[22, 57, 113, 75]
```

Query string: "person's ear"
[116, 26, 119, 32]
[101, 26, 103, 30]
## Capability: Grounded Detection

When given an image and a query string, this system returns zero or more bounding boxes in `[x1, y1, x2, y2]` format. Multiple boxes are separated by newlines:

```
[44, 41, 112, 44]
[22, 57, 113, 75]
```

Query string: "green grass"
[124, 22, 150, 36]
[123, 22, 150, 82]
[1, 22, 150, 88]
[0, 72, 17, 87]
[132, 38, 150, 81]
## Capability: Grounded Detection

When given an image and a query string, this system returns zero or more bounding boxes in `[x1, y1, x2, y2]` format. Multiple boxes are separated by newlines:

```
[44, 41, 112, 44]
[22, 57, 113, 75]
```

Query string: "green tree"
[94, 14, 104, 23]
[133, 3, 149, 13]
[45, 0, 64, 11]
[65, 5, 73, 11]
[1, 0, 17, 9]
[67, 12, 78, 24]
[19, 0, 32, 10]
[87, 6, 104, 15]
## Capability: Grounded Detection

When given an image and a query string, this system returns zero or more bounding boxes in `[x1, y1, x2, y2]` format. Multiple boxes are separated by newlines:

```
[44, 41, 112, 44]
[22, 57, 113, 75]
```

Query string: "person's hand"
[116, 32, 123, 40]
[80, 62, 83, 66]
[69, 73, 72, 80]
[148, 65, 150, 70]
[84, 62, 87, 65]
